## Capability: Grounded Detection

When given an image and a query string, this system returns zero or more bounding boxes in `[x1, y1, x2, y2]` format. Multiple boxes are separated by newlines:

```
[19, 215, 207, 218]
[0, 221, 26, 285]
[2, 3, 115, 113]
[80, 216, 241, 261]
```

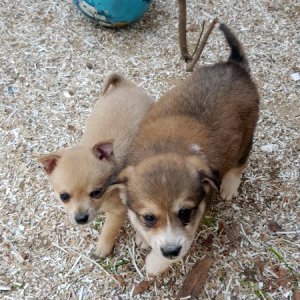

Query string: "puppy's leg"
[145, 250, 172, 275]
[94, 194, 126, 257]
[135, 231, 150, 250]
[220, 165, 245, 201]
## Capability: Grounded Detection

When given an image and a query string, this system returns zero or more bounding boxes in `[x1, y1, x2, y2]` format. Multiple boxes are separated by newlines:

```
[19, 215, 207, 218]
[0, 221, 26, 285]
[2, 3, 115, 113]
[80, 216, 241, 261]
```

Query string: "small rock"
[64, 91, 71, 98]
[291, 72, 300, 81]
[187, 22, 198, 32]
[86, 62, 93, 69]
[261, 144, 278, 153]
[268, 221, 283, 232]
[67, 125, 76, 132]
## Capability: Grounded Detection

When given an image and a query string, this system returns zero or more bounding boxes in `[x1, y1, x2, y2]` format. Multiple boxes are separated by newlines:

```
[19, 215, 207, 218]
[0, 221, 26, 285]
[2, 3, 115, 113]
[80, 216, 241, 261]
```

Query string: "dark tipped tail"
[219, 23, 249, 71]
[102, 73, 127, 95]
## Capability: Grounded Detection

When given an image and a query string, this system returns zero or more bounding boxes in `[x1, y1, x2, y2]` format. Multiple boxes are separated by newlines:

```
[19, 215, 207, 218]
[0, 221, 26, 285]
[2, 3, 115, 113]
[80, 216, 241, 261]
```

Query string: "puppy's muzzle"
[160, 245, 182, 260]
[75, 213, 89, 224]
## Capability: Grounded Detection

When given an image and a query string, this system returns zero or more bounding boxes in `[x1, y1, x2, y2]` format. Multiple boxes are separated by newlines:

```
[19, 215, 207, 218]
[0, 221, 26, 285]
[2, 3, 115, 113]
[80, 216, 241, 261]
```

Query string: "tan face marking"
[46, 146, 116, 224]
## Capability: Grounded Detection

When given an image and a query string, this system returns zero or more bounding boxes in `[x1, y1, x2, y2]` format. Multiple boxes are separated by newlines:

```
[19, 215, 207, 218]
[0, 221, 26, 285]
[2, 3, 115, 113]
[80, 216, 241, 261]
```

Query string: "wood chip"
[113, 274, 127, 287]
[255, 260, 265, 280]
[268, 221, 284, 232]
[176, 256, 214, 300]
[201, 233, 214, 250]
[133, 280, 154, 296]
[187, 22, 198, 32]
[293, 289, 300, 300]
[273, 266, 291, 287]
[219, 221, 241, 244]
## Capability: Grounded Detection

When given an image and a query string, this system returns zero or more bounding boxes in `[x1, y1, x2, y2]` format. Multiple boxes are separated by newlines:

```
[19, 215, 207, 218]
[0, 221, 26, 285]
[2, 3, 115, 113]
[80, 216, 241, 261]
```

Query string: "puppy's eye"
[143, 214, 156, 228]
[90, 189, 104, 199]
[60, 193, 70, 202]
[178, 208, 192, 226]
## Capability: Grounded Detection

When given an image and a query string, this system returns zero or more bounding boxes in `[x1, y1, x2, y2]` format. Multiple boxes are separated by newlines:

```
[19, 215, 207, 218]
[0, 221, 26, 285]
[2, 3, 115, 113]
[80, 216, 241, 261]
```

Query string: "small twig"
[177, 0, 218, 71]
[128, 238, 144, 278]
[191, 21, 205, 57]
[78, 287, 84, 300]
[65, 255, 81, 277]
[129, 286, 136, 298]
[63, 246, 120, 287]
[10, 243, 25, 263]
[70, 287, 77, 299]
[186, 18, 218, 72]
[275, 230, 300, 235]
[257, 290, 267, 300]
[52, 242, 69, 254]
[240, 224, 256, 247]
[2, 296, 15, 300]
[225, 276, 232, 300]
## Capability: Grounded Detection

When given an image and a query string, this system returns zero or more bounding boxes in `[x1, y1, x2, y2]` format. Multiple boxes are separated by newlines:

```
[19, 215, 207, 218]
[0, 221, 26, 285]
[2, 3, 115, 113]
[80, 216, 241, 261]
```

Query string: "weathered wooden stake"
[177, 0, 218, 72]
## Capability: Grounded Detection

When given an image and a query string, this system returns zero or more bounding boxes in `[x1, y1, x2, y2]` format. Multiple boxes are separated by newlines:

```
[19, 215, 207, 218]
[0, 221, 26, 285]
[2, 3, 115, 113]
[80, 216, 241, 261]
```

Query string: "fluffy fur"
[118, 24, 260, 275]
[39, 73, 152, 257]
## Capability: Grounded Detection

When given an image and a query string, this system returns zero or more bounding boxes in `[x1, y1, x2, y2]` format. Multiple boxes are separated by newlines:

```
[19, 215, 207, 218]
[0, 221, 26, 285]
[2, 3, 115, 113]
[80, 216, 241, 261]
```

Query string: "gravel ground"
[1, 0, 299, 299]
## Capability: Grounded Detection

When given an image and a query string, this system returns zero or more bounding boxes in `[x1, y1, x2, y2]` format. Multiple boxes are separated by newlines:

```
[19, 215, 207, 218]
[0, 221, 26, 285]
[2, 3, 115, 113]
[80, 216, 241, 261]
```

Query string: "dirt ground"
[1, 0, 299, 299]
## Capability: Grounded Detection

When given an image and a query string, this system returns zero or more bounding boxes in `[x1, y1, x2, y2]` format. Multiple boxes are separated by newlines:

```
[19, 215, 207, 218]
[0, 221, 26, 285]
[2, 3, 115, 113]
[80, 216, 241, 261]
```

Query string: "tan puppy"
[118, 24, 260, 275]
[39, 73, 152, 257]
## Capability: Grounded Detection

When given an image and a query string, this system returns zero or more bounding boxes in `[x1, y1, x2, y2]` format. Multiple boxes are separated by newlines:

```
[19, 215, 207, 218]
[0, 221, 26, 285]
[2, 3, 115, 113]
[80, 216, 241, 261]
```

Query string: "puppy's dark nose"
[75, 213, 89, 224]
[161, 245, 182, 259]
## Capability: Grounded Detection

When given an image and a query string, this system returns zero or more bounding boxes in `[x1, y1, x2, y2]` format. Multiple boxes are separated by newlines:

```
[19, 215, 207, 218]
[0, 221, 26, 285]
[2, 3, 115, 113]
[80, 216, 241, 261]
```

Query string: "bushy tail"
[219, 23, 249, 71]
[102, 73, 127, 95]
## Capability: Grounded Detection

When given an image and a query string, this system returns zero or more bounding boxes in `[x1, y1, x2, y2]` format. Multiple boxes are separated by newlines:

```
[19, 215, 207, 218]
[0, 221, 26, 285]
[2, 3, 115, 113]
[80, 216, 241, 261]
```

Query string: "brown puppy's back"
[128, 30, 259, 177]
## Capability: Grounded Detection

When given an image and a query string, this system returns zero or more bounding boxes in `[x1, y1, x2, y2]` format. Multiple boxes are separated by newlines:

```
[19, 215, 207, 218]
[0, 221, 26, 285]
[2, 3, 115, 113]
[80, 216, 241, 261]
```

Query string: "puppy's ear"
[200, 170, 221, 192]
[92, 140, 114, 161]
[186, 155, 221, 192]
[116, 166, 135, 184]
[38, 154, 61, 175]
[106, 166, 135, 192]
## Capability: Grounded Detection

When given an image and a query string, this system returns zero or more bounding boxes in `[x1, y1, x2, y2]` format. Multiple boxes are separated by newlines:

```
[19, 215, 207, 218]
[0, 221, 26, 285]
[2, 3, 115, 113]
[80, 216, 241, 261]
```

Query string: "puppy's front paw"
[94, 236, 114, 258]
[136, 232, 150, 250]
[145, 251, 171, 276]
[220, 172, 241, 201]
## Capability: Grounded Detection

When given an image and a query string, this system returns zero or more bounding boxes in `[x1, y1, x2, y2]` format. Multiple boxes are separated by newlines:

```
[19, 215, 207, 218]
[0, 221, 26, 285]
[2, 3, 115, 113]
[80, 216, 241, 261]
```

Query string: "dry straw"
[0, 0, 299, 299]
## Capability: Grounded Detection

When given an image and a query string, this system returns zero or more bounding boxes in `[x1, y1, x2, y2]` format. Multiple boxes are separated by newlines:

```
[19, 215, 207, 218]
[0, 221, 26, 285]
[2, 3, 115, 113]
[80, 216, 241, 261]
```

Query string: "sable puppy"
[39, 73, 152, 257]
[119, 24, 260, 275]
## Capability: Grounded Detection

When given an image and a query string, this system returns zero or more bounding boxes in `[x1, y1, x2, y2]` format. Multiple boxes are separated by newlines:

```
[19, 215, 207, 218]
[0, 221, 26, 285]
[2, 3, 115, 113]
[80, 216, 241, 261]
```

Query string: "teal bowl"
[73, 0, 152, 27]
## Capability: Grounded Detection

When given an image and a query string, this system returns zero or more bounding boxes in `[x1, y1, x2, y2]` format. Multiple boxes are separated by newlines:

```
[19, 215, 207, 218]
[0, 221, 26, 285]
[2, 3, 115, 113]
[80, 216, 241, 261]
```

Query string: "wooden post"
[177, 0, 218, 72]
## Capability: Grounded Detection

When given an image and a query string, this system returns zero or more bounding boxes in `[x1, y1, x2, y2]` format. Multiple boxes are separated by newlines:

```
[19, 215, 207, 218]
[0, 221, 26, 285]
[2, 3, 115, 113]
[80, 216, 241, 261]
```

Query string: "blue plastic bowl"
[73, 0, 152, 27]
